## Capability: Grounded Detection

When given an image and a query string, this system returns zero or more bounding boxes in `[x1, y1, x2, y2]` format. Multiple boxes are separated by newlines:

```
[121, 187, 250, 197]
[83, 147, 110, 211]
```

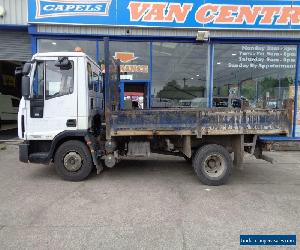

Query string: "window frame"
[30, 61, 45, 100]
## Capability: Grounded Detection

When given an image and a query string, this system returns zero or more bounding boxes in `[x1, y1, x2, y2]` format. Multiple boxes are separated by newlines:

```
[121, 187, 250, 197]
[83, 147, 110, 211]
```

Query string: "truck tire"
[192, 144, 232, 186]
[54, 140, 93, 182]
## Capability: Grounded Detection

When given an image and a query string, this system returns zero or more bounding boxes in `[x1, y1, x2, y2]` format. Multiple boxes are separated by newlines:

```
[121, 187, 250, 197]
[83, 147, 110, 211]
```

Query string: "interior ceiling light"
[0, 6, 6, 17]
[52, 42, 57, 45]
[159, 51, 172, 56]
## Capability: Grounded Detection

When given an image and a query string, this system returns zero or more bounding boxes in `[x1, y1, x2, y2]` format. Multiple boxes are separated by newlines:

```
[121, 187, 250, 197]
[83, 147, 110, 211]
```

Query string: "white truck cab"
[18, 52, 104, 180]
[18, 52, 102, 141]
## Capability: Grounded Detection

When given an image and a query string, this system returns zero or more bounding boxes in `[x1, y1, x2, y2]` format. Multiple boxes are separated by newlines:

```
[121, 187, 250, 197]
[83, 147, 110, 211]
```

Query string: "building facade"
[1, 0, 300, 138]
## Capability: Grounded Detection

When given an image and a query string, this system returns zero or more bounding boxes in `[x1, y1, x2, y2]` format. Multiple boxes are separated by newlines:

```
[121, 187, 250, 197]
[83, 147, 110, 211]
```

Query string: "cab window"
[93, 72, 100, 92]
[45, 61, 74, 99]
[87, 63, 93, 91]
[32, 61, 44, 99]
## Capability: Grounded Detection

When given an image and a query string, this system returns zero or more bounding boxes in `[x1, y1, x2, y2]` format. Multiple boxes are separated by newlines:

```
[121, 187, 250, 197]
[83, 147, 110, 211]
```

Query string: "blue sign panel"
[37, 1, 110, 17]
[28, 0, 300, 30]
[240, 235, 297, 246]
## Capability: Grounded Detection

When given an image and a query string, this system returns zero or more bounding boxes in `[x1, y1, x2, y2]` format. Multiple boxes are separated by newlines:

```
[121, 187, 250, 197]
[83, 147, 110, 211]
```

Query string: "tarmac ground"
[0, 144, 299, 249]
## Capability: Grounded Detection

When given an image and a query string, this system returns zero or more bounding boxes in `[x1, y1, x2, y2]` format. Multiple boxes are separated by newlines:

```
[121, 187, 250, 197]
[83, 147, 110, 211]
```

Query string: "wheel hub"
[63, 152, 83, 172]
[204, 154, 226, 178]
[208, 159, 216, 168]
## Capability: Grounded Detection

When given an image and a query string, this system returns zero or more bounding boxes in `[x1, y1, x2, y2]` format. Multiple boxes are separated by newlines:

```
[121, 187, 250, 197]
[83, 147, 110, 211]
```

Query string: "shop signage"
[113, 52, 138, 63]
[120, 65, 149, 74]
[100, 51, 149, 74]
[227, 45, 296, 70]
[100, 64, 149, 74]
[35, 0, 111, 18]
[28, 0, 300, 30]
[113, 52, 149, 73]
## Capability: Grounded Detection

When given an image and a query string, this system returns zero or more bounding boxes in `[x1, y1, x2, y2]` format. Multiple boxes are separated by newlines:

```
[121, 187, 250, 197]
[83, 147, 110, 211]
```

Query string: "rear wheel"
[192, 144, 232, 186]
[54, 140, 93, 181]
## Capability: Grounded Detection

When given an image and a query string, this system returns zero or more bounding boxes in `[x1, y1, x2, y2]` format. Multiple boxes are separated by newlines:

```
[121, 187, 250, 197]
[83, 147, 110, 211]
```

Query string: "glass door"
[120, 80, 149, 110]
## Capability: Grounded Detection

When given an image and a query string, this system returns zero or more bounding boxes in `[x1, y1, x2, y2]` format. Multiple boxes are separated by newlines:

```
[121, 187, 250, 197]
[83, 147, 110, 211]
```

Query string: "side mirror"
[22, 76, 30, 99]
[22, 62, 32, 75]
[15, 62, 31, 76]
[55, 57, 72, 70]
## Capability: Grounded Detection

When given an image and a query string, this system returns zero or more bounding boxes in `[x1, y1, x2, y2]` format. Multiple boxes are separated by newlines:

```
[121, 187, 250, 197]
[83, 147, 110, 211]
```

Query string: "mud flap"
[84, 135, 104, 174]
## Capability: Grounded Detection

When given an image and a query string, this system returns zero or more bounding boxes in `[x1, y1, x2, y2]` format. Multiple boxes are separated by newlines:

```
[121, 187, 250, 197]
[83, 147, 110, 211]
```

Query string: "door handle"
[66, 119, 77, 127]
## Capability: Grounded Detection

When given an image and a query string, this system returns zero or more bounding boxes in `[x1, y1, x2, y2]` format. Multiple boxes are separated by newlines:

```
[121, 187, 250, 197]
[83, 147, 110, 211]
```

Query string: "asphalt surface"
[0, 144, 299, 250]
[0, 128, 18, 141]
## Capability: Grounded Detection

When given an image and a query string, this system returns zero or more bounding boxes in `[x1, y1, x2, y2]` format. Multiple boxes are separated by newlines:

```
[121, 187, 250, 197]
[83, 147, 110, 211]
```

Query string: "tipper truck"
[17, 40, 291, 186]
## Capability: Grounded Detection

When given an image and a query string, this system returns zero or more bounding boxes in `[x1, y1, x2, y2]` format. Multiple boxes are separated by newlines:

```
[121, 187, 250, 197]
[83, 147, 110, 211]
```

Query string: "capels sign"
[28, 0, 300, 30]
[35, 0, 112, 18]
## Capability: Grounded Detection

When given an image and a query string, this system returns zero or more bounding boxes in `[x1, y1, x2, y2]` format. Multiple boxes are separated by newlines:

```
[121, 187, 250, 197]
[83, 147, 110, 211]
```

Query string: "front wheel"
[192, 144, 232, 186]
[54, 140, 93, 181]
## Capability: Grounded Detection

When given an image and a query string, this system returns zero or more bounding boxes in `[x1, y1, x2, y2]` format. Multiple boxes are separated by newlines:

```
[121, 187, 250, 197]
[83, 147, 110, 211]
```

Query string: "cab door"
[25, 57, 78, 141]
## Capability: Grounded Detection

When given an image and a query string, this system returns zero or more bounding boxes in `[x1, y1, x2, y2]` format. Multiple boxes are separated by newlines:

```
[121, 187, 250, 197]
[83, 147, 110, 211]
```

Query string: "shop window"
[11, 98, 20, 108]
[294, 76, 300, 137]
[213, 44, 297, 110]
[38, 39, 97, 60]
[0, 61, 22, 98]
[152, 42, 208, 108]
[99, 41, 150, 80]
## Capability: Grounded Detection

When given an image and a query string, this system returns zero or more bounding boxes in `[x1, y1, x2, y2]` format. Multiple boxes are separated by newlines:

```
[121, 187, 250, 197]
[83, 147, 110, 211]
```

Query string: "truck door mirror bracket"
[16, 62, 32, 76]
[22, 62, 32, 75]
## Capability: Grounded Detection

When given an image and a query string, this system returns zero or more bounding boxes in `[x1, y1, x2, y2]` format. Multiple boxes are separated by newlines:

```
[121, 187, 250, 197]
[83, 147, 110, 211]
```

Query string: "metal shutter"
[0, 30, 32, 62]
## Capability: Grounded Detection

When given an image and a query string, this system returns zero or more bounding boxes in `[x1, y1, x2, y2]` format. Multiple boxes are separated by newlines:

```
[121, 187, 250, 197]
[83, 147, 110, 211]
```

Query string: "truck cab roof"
[34, 52, 88, 57]
[32, 52, 98, 67]
[33, 52, 97, 61]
